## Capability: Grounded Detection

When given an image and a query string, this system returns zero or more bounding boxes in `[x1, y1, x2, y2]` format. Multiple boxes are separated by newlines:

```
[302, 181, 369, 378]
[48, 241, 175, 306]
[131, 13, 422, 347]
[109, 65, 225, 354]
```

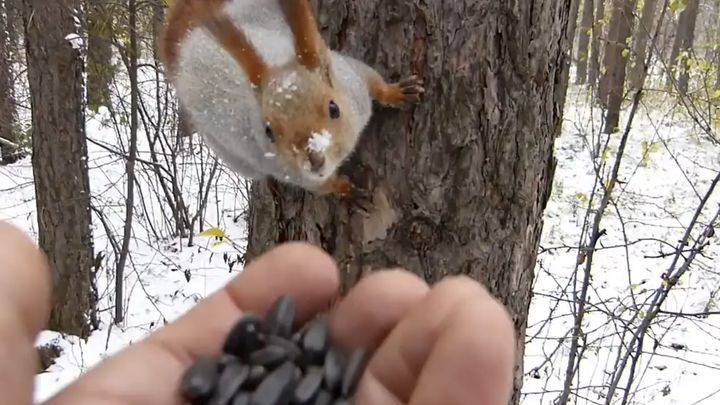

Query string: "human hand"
[0, 221, 515, 405]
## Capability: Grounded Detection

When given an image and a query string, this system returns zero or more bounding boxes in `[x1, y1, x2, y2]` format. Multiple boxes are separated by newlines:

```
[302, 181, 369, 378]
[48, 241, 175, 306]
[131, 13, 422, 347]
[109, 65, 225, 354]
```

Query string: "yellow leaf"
[198, 227, 226, 239]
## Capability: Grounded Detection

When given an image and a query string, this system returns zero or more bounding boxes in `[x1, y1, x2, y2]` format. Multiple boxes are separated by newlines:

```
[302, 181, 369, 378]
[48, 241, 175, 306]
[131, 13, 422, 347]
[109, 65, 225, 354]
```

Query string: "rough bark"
[667, 0, 699, 95]
[151, 0, 165, 59]
[21, 0, 95, 338]
[599, 0, 637, 133]
[245, 1, 570, 403]
[628, 0, 659, 91]
[5, 0, 18, 57]
[1, 0, 19, 164]
[589, 0, 606, 88]
[558, 0, 582, 95]
[87, 0, 113, 111]
[576, 0, 595, 84]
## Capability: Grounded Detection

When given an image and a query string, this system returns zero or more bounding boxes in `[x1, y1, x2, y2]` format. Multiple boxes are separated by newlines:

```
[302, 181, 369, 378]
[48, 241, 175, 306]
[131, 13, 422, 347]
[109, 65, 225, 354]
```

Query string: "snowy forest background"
[1, 0, 720, 404]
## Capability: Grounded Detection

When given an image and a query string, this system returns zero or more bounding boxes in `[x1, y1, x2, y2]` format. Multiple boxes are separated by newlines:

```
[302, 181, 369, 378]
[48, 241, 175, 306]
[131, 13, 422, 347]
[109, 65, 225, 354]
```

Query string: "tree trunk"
[245, 1, 569, 403]
[666, 0, 699, 95]
[21, 0, 95, 338]
[628, 0, 659, 91]
[1, 0, 19, 164]
[589, 0, 606, 88]
[599, 0, 637, 133]
[114, 0, 139, 325]
[87, 0, 113, 111]
[558, 0, 582, 106]
[576, 0, 595, 84]
[5, 0, 19, 59]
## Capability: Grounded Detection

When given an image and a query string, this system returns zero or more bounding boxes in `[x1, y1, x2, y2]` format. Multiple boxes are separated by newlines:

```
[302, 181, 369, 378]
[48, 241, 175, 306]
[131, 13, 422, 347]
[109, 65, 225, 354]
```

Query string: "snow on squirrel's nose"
[306, 130, 332, 153]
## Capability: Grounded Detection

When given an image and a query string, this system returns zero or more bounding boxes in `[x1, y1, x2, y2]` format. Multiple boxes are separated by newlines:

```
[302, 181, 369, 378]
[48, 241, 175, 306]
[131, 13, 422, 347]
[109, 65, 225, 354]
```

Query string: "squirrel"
[159, 0, 424, 199]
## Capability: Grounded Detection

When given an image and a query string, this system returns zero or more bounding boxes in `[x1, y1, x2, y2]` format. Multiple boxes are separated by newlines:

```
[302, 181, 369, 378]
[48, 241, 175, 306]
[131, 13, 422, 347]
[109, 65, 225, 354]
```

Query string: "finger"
[354, 276, 515, 405]
[329, 269, 429, 349]
[0, 222, 52, 405]
[45, 242, 339, 405]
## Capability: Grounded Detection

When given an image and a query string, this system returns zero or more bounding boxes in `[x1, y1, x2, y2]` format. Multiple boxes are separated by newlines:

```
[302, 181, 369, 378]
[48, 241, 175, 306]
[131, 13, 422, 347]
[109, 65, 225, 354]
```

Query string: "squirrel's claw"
[389, 75, 425, 109]
[323, 175, 373, 213]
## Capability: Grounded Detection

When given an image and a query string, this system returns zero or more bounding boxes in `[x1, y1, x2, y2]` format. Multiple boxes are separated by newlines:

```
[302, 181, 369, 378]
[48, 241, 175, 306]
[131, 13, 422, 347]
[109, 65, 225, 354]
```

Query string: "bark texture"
[558, 0, 582, 98]
[576, 0, 595, 84]
[246, 1, 570, 402]
[599, 0, 637, 133]
[589, 0, 606, 87]
[21, 0, 95, 338]
[1, 0, 18, 163]
[628, 0, 659, 91]
[667, 0, 699, 95]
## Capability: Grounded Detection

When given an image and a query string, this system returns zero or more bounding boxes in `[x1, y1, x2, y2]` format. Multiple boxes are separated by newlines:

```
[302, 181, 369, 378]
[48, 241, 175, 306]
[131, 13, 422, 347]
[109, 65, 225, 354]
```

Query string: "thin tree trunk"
[1, 0, 19, 164]
[21, 0, 95, 338]
[558, 0, 582, 104]
[590, 0, 606, 89]
[5, 0, 18, 59]
[666, 0, 700, 95]
[87, 0, 113, 111]
[628, 0, 659, 91]
[576, 0, 595, 84]
[115, 0, 139, 324]
[246, 1, 568, 403]
[152, 0, 165, 59]
[600, 0, 638, 133]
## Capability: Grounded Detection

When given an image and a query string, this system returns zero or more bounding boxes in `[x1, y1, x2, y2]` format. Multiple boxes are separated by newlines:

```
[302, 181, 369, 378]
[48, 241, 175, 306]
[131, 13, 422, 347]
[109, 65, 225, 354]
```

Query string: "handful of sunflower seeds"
[179, 295, 369, 405]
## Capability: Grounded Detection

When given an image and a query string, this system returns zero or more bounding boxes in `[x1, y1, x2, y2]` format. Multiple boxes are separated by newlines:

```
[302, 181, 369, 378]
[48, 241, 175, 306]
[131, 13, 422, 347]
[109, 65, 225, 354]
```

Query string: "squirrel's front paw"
[323, 175, 373, 212]
[386, 75, 425, 108]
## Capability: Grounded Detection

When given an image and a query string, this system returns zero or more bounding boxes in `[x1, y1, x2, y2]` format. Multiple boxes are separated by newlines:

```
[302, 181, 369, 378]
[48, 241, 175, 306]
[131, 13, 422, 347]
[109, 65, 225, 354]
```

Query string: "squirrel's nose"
[308, 151, 325, 172]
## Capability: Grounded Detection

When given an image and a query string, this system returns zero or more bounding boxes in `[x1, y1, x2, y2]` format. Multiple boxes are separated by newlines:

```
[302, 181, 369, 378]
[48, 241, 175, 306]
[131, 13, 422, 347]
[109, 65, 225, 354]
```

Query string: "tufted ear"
[160, 0, 235, 80]
[199, 9, 269, 89]
[278, 0, 333, 86]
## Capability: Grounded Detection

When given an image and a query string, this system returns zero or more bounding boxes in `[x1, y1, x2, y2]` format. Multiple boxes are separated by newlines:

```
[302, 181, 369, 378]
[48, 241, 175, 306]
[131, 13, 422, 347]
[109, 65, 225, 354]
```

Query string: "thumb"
[0, 222, 52, 405]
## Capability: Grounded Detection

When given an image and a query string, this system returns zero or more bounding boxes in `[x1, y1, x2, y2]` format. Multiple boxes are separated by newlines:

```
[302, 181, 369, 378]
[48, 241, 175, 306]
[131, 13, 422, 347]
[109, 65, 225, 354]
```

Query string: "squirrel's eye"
[265, 125, 275, 142]
[329, 100, 340, 119]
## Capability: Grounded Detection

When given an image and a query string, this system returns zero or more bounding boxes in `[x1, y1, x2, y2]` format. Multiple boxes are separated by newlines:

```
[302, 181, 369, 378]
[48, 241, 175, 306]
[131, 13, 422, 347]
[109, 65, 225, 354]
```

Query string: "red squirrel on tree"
[159, 0, 424, 199]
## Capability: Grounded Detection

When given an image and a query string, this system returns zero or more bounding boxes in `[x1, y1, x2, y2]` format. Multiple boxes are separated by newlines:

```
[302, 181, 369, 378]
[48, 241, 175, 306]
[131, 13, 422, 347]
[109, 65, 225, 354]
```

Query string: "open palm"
[0, 221, 514, 405]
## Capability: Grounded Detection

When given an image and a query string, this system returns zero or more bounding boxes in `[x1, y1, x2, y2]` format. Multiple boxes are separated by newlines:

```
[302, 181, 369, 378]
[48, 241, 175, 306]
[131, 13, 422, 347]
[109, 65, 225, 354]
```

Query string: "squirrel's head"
[195, 7, 355, 184]
[259, 64, 353, 183]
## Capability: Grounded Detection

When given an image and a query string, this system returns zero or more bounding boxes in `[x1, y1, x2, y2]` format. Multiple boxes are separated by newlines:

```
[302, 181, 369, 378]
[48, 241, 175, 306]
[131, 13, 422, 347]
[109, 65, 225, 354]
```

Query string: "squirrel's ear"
[200, 12, 269, 89]
[278, 0, 331, 77]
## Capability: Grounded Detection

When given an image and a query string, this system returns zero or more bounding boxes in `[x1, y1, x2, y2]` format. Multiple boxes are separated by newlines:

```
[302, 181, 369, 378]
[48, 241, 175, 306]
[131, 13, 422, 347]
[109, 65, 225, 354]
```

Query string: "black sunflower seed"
[180, 357, 222, 404]
[244, 365, 267, 390]
[292, 366, 324, 404]
[250, 361, 297, 405]
[266, 335, 302, 361]
[250, 344, 292, 369]
[232, 392, 251, 405]
[223, 314, 264, 359]
[209, 361, 249, 405]
[341, 348, 369, 397]
[322, 347, 346, 394]
[264, 295, 295, 338]
[312, 390, 332, 405]
[302, 316, 329, 365]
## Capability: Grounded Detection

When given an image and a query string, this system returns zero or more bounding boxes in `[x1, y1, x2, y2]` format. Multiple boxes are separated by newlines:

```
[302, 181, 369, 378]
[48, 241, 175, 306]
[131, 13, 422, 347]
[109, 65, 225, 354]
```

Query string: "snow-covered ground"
[1, 80, 718, 404]
[523, 88, 720, 404]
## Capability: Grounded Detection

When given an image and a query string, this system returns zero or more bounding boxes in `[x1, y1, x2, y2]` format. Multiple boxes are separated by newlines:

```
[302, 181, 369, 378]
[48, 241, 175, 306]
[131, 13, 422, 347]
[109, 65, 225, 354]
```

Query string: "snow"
[521, 87, 720, 404]
[64, 34, 83, 51]
[1, 68, 719, 404]
[306, 130, 332, 153]
[2, 65, 249, 402]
